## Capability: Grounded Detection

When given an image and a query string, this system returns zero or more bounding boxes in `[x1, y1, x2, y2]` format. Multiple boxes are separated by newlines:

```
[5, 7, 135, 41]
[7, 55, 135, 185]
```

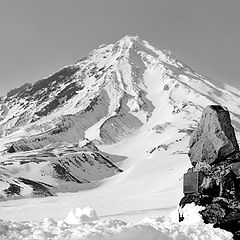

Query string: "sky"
[0, 0, 240, 96]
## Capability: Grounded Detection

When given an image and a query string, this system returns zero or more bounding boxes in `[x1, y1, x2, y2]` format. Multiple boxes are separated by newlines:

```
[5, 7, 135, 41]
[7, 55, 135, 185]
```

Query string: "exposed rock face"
[189, 105, 239, 166]
[180, 105, 240, 239]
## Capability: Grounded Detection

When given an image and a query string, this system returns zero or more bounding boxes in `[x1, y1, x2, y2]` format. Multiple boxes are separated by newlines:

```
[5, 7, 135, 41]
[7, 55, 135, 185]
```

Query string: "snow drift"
[0, 204, 233, 240]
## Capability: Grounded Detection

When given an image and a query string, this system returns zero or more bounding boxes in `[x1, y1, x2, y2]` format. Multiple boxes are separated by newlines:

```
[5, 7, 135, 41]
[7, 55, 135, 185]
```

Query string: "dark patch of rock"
[3, 184, 21, 197]
[18, 178, 54, 197]
[7, 83, 31, 98]
[53, 164, 82, 183]
[180, 193, 212, 208]
[201, 203, 226, 224]
[7, 145, 16, 153]
[178, 128, 194, 135]
[163, 84, 169, 91]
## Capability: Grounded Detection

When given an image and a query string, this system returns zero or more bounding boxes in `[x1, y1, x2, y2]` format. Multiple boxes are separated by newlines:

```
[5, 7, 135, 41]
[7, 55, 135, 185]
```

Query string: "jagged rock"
[188, 105, 239, 166]
[212, 197, 229, 208]
[220, 170, 238, 199]
[201, 175, 220, 196]
[179, 193, 212, 208]
[201, 203, 226, 224]
[180, 105, 240, 237]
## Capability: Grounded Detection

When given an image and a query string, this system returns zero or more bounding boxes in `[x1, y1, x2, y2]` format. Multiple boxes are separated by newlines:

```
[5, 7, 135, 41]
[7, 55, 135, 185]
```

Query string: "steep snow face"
[1, 35, 240, 201]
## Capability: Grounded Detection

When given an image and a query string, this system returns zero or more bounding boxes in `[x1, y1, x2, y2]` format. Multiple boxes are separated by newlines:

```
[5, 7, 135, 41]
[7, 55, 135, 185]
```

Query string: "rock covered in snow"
[78, 138, 98, 151]
[64, 206, 98, 224]
[188, 105, 239, 166]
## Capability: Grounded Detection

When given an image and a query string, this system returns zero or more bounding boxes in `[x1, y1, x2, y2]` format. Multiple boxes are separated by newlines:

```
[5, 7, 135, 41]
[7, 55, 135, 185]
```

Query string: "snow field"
[0, 204, 232, 240]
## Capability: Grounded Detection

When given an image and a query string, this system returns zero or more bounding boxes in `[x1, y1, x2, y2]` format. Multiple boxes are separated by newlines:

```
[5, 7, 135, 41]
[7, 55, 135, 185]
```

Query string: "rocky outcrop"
[188, 105, 239, 166]
[180, 105, 240, 239]
[0, 168, 55, 200]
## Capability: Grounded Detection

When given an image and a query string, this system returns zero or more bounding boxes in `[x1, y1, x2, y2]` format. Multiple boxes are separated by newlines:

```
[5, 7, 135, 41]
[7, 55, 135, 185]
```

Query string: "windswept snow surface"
[0, 204, 233, 240]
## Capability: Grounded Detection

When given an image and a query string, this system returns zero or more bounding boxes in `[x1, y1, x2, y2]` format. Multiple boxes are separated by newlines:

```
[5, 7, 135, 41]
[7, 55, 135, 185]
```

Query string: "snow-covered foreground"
[0, 136, 190, 222]
[0, 139, 233, 240]
[0, 204, 232, 240]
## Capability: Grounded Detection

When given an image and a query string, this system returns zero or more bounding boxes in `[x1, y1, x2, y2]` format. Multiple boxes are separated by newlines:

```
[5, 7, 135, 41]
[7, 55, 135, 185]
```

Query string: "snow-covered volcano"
[1, 36, 240, 209]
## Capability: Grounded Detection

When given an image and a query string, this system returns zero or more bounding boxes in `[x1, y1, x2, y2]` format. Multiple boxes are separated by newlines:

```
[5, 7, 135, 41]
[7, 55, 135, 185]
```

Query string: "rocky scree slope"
[1, 36, 240, 199]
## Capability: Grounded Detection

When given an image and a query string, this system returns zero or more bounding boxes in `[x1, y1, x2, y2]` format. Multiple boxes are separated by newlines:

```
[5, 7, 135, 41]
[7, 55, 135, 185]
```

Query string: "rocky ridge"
[0, 139, 123, 200]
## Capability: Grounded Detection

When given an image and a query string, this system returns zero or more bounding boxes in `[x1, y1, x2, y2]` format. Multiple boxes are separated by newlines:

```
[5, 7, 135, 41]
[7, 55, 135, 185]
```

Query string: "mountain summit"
[0, 36, 240, 201]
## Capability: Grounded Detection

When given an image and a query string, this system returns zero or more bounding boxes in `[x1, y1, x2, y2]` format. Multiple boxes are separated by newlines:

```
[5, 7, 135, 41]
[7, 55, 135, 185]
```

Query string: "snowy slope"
[0, 35, 240, 218]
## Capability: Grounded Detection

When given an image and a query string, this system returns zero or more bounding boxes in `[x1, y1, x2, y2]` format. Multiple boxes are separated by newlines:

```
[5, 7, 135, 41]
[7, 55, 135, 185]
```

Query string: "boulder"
[180, 105, 240, 238]
[188, 105, 239, 166]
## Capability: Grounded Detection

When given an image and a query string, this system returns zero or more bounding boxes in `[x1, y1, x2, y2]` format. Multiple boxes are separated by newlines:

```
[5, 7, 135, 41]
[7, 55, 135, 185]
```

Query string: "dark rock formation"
[7, 145, 16, 153]
[180, 105, 240, 239]
[3, 178, 55, 198]
[188, 105, 239, 166]
[18, 178, 55, 197]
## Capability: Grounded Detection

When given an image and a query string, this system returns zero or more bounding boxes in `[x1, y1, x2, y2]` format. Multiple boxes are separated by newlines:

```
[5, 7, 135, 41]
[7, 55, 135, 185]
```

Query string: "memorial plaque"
[183, 171, 201, 194]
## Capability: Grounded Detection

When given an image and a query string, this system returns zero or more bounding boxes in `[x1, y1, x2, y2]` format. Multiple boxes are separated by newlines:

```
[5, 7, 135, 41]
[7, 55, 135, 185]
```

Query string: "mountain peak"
[1, 35, 240, 202]
[117, 35, 140, 43]
[113, 35, 146, 53]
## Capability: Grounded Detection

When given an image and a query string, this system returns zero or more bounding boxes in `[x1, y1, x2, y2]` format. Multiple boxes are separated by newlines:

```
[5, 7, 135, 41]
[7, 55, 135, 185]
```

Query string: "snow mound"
[64, 206, 99, 224]
[0, 204, 233, 240]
